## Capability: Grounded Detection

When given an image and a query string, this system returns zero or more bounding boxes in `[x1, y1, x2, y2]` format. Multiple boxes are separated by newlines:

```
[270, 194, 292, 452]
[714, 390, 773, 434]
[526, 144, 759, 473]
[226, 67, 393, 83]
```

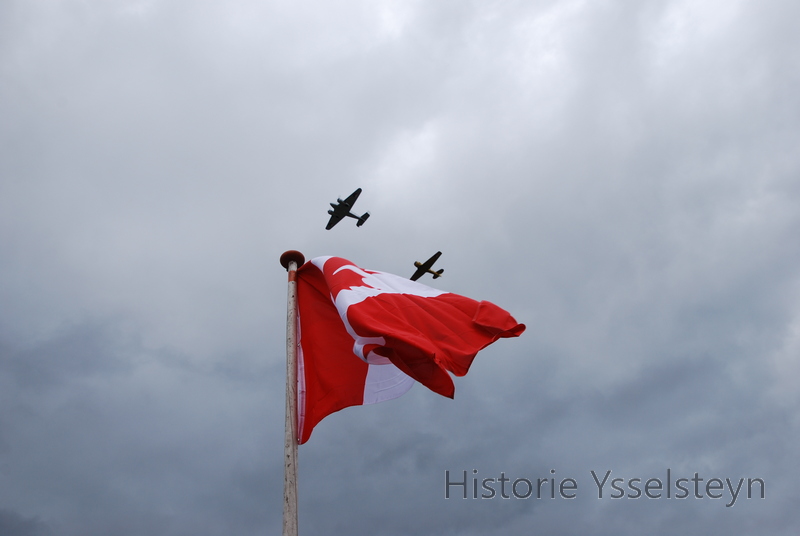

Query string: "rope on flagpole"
[280, 250, 304, 536]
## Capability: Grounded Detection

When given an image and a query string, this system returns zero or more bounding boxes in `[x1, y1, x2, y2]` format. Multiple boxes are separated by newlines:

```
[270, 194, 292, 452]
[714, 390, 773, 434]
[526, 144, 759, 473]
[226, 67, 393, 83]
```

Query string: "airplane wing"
[325, 212, 344, 230]
[420, 251, 442, 270]
[342, 188, 362, 207]
[410, 266, 427, 281]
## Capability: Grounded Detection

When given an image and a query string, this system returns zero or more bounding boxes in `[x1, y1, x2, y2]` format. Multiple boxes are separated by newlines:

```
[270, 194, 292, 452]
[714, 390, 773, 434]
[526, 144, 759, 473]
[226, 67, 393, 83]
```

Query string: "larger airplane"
[411, 251, 444, 281]
[325, 188, 371, 230]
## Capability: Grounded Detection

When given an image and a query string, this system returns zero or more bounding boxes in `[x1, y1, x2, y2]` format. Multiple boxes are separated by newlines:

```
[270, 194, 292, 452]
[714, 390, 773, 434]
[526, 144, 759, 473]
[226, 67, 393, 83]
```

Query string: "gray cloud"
[1, 0, 798, 534]
[0, 508, 51, 536]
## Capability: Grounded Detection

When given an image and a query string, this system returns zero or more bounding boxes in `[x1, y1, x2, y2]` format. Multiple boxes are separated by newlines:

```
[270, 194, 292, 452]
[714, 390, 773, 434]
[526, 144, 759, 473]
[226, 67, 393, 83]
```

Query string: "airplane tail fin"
[356, 212, 370, 227]
[433, 269, 444, 279]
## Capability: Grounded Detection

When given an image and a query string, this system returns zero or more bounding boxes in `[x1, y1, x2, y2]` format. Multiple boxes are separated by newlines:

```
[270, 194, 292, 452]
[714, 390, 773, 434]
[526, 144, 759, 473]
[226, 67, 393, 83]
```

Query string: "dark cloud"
[0, 509, 51, 536]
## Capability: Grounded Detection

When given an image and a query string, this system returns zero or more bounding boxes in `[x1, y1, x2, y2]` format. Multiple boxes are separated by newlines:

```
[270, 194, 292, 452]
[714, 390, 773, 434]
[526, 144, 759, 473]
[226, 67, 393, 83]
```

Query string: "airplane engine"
[328, 209, 334, 215]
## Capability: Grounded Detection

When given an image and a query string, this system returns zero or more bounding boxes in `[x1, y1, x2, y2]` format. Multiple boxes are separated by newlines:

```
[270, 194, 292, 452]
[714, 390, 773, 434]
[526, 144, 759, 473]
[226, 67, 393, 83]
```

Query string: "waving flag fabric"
[295, 256, 525, 444]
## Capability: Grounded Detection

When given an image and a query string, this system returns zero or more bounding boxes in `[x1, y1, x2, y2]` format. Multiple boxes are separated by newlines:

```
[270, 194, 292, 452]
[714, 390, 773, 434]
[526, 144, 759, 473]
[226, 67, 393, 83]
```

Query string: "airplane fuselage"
[410, 251, 443, 281]
[325, 188, 370, 229]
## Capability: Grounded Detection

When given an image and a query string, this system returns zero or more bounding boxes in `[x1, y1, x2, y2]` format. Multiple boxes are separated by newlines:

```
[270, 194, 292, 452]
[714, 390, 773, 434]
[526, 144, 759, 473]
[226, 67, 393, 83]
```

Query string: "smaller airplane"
[411, 251, 444, 281]
[326, 188, 371, 230]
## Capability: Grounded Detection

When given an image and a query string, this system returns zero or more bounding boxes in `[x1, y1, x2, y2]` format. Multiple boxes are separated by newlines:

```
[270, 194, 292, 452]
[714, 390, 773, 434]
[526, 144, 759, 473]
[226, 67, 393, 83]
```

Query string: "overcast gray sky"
[2, 0, 799, 534]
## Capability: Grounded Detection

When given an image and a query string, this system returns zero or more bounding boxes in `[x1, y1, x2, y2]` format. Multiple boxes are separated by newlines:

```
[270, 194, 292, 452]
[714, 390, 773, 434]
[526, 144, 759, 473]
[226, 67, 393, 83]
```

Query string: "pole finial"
[280, 250, 305, 271]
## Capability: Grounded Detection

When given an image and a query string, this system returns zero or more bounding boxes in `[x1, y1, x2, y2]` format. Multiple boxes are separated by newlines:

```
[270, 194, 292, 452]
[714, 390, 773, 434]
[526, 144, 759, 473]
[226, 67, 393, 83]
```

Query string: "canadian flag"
[295, 256, 525, 444]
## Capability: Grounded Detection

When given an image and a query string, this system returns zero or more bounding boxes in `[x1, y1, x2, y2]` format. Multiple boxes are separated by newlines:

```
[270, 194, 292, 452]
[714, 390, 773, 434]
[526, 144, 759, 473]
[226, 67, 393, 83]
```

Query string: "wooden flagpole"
[280, 250, 304, 536]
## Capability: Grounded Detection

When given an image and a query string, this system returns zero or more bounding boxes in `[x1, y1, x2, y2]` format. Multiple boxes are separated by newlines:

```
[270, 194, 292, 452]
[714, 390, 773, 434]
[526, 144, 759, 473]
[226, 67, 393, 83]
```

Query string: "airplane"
[411, 251, 444, 281]
[325, 188, 371, 230]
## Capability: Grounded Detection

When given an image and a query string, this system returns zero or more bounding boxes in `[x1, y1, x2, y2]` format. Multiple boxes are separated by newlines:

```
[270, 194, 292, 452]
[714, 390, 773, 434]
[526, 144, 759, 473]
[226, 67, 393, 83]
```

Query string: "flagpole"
[280, 250, 304, 536]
